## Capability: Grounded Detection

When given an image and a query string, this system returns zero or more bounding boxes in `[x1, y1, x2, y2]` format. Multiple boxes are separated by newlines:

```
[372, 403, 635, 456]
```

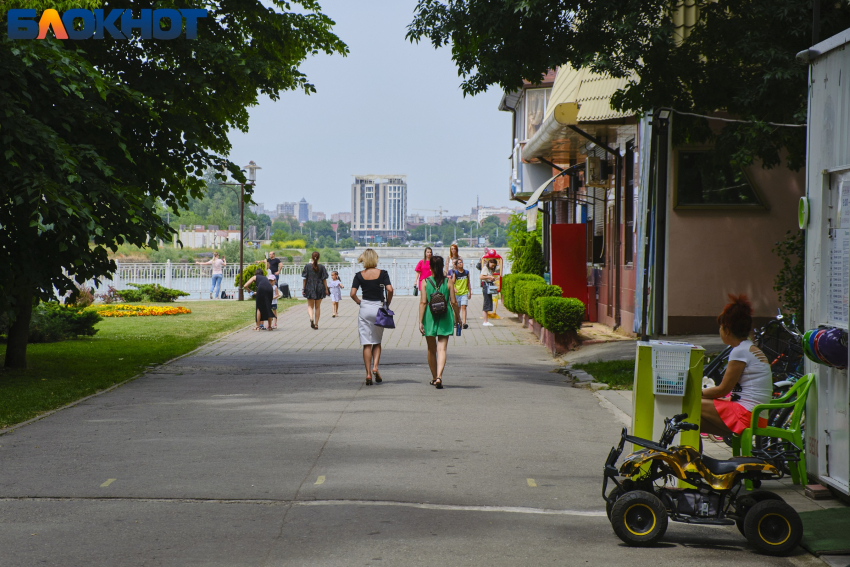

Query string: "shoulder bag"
[374, 284, 395, 328]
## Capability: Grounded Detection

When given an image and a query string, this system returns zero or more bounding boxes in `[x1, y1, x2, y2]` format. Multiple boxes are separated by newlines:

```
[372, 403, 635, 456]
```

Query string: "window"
[524, 88, 550, 139]
[675, 150, 765, 208]
[624, 142, 635, 264]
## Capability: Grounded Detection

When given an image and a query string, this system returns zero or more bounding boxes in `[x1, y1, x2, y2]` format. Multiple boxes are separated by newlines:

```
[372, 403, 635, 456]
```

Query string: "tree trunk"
[5, 289, 34, 369]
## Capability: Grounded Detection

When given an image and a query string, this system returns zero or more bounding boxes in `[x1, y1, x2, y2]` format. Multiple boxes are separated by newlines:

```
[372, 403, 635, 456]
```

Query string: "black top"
[353, 270, 391, 302]
[267, 257, 281, 275]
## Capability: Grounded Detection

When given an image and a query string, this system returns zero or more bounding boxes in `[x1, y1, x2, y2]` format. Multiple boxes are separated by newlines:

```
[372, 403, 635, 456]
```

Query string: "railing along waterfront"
[86, 259, 512, 300]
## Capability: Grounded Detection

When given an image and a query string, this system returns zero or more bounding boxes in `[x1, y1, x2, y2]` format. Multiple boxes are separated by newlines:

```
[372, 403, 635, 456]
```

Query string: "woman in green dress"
[418, 255, 457, 389]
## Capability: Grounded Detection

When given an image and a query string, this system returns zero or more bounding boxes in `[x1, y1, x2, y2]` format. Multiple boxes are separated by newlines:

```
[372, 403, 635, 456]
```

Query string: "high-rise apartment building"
[276, 202, 297, 217]
[298, 198, 312, 223]
[351, 175, 407, 239]
[331, 212, 352, 223]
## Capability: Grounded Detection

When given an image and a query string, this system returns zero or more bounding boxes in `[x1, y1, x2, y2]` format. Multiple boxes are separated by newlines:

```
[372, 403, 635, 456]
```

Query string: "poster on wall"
[828, 180, 850, 327]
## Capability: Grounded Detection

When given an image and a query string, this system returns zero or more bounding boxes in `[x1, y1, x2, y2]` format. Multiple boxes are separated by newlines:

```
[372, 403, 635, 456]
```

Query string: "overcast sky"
[227, 0, 512, 219]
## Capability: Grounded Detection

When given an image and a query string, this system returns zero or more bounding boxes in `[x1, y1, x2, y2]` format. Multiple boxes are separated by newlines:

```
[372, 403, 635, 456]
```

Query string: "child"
[328, 271, 344, 317]
[449, 258, 470, 329]
[269, 274, 280, 329]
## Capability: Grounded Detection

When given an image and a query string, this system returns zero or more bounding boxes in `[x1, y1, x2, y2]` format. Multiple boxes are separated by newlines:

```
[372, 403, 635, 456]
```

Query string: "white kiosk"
[798, 28, 850, 497]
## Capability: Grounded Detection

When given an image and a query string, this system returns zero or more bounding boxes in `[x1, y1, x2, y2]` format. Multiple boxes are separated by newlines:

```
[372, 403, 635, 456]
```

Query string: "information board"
[828, 180, 850, 327]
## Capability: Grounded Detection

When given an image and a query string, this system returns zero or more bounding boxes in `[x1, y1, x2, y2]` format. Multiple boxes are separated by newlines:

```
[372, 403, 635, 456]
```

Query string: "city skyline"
[227, 0, 510, 220]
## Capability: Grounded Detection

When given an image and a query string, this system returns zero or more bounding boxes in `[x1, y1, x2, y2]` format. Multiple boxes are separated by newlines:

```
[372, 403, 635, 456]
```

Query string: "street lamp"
[219, 160, 261, 301]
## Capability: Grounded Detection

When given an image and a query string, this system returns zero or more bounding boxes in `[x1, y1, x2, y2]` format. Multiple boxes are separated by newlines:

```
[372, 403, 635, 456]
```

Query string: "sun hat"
[268, 274, 276, 281]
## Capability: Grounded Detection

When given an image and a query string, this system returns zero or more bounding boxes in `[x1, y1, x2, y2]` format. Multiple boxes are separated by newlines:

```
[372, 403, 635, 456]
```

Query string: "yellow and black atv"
[602, 413, 803, 556]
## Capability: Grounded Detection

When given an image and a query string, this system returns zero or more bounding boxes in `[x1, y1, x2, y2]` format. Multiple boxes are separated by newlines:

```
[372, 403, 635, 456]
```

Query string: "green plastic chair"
[731, 373, 813, 486]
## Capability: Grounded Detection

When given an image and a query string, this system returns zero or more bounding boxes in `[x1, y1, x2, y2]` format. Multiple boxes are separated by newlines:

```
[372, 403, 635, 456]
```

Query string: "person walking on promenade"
[196, 252, 226, 299]
[449, 257, 470, 329]
[266, 251, 282, 280]
[419, 256, 457, 389]
[302, 251, 330, 330]
[350, 249, 393, 386]
[269, 274, 280, 329]
[242, 267, 275, 331]
[329, 271, 344, 317]
[480, 258, 499, 327]
[414, 247, 433, 296]
[446, 243, 462, 275]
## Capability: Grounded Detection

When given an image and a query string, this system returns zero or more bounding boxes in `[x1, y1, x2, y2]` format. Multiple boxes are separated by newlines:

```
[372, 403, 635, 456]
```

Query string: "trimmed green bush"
[535, 297, 586, 335]
[235, 263, 268, 292]
[526, 284, 563, 321]
[502, 273, 544, 313]
[512, 280, 536, 316]
[0, 303, 103, 343]
[117, 283, 190, 303]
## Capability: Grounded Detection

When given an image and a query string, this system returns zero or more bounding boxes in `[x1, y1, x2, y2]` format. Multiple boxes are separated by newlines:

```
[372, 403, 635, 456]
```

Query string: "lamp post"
[220, 160, 261, 301]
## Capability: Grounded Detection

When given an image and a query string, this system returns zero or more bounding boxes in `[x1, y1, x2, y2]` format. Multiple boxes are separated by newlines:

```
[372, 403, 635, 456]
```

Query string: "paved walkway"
[0, 297, 825, 566]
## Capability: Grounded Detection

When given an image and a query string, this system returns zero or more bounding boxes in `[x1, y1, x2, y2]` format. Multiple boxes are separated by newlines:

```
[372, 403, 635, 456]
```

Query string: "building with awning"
[500, 65, 803, 335]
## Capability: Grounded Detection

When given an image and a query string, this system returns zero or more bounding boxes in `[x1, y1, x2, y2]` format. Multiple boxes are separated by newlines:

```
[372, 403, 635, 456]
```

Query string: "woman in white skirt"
[350, 248, 393, 386]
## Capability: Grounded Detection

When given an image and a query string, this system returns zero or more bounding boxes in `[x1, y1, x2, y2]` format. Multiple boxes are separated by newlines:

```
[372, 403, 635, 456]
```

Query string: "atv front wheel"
[734, 491, 785, 536]
[743, 500, 802, 556]
[606, 487, 625, 520]
[610, 490, 668, 546]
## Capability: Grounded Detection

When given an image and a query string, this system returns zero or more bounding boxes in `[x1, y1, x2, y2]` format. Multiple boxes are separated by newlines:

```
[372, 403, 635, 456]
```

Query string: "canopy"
[481, 248, 502, 260]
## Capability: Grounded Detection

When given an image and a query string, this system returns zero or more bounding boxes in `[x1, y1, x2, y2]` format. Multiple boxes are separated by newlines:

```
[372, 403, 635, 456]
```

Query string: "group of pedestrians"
[231, 245, 498, 390]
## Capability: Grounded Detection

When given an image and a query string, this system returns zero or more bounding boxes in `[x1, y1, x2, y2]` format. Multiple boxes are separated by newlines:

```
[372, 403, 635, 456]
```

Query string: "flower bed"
[92, 304, 192, 317]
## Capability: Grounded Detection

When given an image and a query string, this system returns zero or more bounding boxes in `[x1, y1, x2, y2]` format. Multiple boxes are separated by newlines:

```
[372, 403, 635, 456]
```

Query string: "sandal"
[429, 378, 438, 385]
[434, 378, 443, 389]
[310, 320, 316, 329]
[373, 370, 382, 383]
[365, 378, 372, 386]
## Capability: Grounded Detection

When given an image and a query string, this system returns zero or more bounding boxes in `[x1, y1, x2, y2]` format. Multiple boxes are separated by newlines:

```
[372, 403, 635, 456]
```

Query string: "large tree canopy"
[408, 0, 850, 170]
[0, 0, 347, 368]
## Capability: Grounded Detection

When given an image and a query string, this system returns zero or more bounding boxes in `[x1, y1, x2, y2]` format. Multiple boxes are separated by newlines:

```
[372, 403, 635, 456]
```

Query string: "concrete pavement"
[0, 297, 823, 566]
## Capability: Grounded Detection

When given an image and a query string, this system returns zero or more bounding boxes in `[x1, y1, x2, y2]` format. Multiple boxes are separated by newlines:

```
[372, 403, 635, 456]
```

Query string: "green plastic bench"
[731, 373, 813, 486]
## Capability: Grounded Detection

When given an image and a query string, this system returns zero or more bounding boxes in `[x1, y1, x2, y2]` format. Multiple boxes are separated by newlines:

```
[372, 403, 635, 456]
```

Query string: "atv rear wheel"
[734, 491, 785, 536]
[610, 490, 668, 546]
[743, 500, 802, 556]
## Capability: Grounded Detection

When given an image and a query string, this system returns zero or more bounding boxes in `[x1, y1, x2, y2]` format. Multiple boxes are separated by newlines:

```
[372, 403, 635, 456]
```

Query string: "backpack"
[427, 277, 448, 316]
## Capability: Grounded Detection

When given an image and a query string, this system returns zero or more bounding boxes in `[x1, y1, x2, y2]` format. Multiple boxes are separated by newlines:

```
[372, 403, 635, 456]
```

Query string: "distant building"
[175, 225, 241, 249]
[477, 206, 520, 224]
[406, 213, 424, 225]
[249, 203, 265, 215]
[351, 175, 407, 239]
[276, 202, 297, 217]
[298, 198, 312, 223]
[331, 212, 352, 223]
[312, 212, 326, 222]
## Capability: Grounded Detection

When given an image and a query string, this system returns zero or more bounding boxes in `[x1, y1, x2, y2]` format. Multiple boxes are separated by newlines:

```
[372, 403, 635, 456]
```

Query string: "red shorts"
[713, 399, 768, 435]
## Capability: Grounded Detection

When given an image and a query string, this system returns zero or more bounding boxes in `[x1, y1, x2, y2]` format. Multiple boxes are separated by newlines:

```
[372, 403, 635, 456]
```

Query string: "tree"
[408, 0, 850, 170]
[1, 1, 347, 368]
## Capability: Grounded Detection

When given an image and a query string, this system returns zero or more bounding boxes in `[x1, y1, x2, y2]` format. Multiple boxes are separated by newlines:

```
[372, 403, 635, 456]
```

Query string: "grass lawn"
[572, 360, 635, 390]
[0, 299, 299, 429]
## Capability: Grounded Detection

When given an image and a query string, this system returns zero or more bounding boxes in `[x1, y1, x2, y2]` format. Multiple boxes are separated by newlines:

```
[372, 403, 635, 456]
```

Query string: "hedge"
[502, 273, 544, 313]
[525, 284, 563, 321]
[117, 283, 190, 303]
[535, 297, 586, 335]
[511, 280, 537, 316]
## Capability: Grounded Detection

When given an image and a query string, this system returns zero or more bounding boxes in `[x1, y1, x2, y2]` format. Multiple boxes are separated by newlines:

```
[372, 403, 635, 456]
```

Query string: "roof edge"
[797, 27, 850, 64]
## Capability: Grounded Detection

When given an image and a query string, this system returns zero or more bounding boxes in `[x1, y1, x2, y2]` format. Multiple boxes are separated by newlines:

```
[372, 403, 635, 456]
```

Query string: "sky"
[227, 0, 513, 219]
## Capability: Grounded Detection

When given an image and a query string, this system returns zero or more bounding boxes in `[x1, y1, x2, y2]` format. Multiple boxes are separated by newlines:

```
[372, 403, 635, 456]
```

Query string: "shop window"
[675, 150, 766, 208]
[524, 88, 550, 139]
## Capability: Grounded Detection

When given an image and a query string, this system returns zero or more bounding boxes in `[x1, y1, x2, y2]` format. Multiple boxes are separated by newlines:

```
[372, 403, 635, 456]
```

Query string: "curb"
[0, 320, 259, 437]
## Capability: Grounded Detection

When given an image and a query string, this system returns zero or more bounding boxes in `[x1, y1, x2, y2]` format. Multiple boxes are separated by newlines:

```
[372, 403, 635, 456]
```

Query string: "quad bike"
[602, 413, 803, 556]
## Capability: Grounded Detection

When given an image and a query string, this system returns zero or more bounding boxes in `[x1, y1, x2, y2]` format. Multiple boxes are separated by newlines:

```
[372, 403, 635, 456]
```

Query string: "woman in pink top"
[197, 252, 226, 299]
[414, 247, 433, 295]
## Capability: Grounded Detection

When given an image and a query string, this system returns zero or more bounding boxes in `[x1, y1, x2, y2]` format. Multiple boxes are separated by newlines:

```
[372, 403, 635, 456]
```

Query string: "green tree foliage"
[773, 230, 805, 323]
[408, 0, 850, 170]
[1, 1, 347, 368]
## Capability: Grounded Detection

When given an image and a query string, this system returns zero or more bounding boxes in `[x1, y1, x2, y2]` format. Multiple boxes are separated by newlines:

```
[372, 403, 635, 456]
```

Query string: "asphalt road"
[0, 297, 819, 566]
